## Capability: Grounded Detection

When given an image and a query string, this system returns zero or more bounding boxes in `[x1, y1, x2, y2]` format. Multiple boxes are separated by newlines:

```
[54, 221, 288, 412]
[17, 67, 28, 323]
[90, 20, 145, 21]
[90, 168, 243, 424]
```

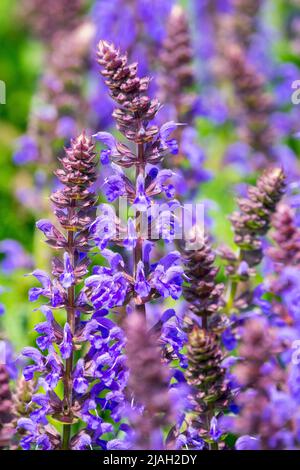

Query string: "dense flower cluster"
[19, 134, 126, 450]
[92, 40, 183, 313]
[90, 0, 174, 128]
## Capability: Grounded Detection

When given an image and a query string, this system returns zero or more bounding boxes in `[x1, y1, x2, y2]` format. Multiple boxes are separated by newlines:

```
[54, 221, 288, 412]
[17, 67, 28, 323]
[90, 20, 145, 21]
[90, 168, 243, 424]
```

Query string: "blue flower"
[22, 347, 45, 381]
[56, 116, 76, 139]
[0, 303, 4, 316]
[159, 121, 180, 155]
[34, 306, 59, 351]
[36, 219, 56, 236]
[0, 239, 32, 273]
[28, 270, 65, 306]
[105, 166, 127, 201]
[178, 426, 205, 450]
[73, 359, 89, 394]
[134, 261, 151, 298]
[17, 418, 51, 450]
[150, 169, 175, 198]
[90, 205, 117, 250]
[93, 131, 118, 165]
[123, 218, 137, 249]
[133, 174, 150, 211]
[28, 270, 52, 302]
[221, 327, 237, 351]
[180, 127, 211, 184]
[85, 269, 129, 309]
[44, 353, 62, 389]
[72, 432, 92, 450]
[60, 252, 75, 289]
[30, 393, 52, 423]
[60, 323, 73, 359]
[150, 252, 183, 299]
[209, 416, 222, 441]
[13, 135, 38, 165]
[235, 435, 261, 450]
[102, 248, 125, 271]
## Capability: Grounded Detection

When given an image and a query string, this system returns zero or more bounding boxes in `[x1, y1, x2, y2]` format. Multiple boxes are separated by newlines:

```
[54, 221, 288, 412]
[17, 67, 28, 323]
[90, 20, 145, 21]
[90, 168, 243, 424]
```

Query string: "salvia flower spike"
[230, 168, 286, 268]
[93, 41, 183, 317]
[182, 236, 230, 449]
[20, 133, 126, 450]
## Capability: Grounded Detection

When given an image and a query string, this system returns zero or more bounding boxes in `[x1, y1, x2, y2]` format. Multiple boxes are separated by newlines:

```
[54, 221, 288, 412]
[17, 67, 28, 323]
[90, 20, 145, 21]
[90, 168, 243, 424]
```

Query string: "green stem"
[62, 215, 76, 450]
[62, 425, 71, 451]
[224, 279, 238, 314]
[133, 140, 146, 316]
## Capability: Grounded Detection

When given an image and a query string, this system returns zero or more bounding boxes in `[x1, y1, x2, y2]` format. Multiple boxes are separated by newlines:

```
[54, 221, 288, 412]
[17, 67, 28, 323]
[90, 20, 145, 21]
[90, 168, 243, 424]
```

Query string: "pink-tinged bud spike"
[125, 313, 174, 450]
[230, 168, 286, 267]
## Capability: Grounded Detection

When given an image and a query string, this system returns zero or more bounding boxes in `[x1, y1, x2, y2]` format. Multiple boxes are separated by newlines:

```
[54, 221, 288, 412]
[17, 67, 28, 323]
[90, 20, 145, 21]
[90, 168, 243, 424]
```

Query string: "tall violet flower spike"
[92, 41, 183, 318]
[90, 0, 174, 128]
[220, 168, 286, 315]
[21, 133, 125, 450]
[182, 236, 230, 449]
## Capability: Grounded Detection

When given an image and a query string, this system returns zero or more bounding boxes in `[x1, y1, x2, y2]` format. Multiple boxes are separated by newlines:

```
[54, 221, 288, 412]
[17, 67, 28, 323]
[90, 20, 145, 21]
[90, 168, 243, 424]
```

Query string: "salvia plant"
[3, 0, 300, 454]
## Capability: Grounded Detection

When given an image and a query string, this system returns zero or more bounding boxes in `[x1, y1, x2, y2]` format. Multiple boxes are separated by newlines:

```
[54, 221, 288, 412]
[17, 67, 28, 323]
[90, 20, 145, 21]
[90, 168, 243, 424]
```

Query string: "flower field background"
[1, 0, 300, 450]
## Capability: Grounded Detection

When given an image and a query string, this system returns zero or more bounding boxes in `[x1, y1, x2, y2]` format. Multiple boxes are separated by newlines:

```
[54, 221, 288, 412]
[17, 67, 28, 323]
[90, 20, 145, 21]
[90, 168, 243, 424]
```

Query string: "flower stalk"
[223, 168, 286, 312]
[93, 41, 183, 318]
[182, 236, 229, 448]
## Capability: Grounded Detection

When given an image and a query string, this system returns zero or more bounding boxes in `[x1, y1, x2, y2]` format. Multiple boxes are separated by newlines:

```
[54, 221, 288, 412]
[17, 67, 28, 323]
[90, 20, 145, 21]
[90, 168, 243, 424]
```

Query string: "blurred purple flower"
[0, 239, 33, 273]
[13, 135, 38, 165]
